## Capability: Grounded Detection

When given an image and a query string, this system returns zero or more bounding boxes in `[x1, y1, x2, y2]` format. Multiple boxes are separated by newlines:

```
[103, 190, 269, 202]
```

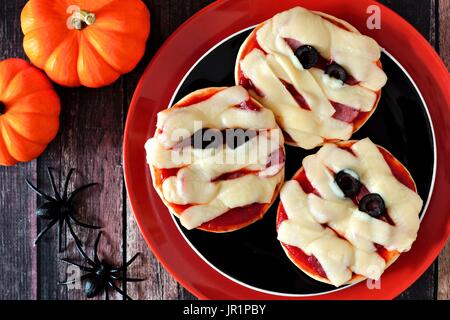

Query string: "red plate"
[123, 0, 450, 299]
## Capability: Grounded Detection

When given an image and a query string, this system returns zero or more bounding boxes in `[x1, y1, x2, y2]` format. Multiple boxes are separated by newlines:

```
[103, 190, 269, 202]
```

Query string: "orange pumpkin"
[0, 58, 60, 166]
[21, 0, 151, 88]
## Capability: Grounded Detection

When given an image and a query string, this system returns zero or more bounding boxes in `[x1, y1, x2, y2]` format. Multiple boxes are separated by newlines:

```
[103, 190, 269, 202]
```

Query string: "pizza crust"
[147, 86, 285, 232]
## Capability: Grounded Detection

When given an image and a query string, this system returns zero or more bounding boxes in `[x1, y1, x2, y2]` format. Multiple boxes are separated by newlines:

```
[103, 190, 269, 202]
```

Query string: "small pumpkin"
[21, 0, 151, 88]
[0, 58, 60, 166]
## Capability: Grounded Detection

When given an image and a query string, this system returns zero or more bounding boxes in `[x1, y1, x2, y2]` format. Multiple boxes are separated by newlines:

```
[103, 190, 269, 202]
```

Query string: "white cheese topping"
[146, 86, 285, 230]
[278, 138, 422, 286]
[239, 7, 387, 149]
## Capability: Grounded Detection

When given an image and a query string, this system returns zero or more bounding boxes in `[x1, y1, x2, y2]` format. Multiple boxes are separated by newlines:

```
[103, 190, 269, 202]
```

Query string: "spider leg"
[105, 288, 109, 300]
[108, 280, 133, 300]
[67, 183, 98, 204]
[93, 231, 102, 264]
[34, 219, 58, 244]
[47, 167, 61, 200]
[60, 258, 94, 272]
[25, 179, 54, 202]
[62, 168, 75, 201]
[110, 253, 141, 273]
[57, 273, 90, 285]
[66, 220, 96, 267]
[110, 274, 145, 282]
[68, 214, 101, 230]
[58, 219, 64, 252]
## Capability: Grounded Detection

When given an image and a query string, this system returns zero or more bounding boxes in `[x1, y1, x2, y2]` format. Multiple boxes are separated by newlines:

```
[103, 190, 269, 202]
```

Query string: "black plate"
[172, 29, 434, 295]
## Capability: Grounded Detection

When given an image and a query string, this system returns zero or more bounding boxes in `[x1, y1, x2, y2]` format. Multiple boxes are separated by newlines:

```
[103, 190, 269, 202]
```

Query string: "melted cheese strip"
[146, 86, 285, 230]
[156, 86, 276, 148]
[239, 7, 387, 149]
[278, 138, 422, 286]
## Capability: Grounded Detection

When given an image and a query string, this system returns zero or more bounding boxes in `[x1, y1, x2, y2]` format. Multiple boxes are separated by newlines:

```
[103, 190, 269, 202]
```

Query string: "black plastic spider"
[26, 167, 100, 250]
[59, 231, 144, 300]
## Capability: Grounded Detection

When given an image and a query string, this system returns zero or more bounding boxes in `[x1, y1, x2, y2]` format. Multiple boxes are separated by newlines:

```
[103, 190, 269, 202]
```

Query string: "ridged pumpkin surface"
[21, 0, 151, 88]
[0, 58, 60, 166]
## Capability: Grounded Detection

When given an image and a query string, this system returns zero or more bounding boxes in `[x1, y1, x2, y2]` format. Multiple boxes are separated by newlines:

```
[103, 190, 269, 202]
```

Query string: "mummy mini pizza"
[276, 138, 423, 286]
[146, 86, 285, 232]
[236, 7, 388, 149]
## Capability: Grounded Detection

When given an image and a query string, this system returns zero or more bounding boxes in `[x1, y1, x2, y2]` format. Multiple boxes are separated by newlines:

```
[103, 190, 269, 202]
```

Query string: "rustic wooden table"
[0, 0, 448, 300]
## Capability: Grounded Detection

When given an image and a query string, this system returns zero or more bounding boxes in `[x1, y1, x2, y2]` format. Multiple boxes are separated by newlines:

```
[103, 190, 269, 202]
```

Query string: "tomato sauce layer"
[277, 142, 415, 282]
[199, 203, 266, 232]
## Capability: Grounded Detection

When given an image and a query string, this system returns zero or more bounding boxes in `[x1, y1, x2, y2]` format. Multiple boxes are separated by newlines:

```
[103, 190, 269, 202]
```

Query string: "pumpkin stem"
[70, 9, 96, 30]
[0, 102, 5, 115]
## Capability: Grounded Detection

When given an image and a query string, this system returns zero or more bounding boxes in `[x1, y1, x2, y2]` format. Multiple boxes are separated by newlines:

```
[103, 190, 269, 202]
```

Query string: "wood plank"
[0, 163, 36, 299]
[36, 81, 126, 300]
[437, 0, 450, 301]
[438, 0, 450, 67]
[35, 89, 68, 300]
[59, 83, 125, 300]
[0, 0, 37, 300]
[438, 242, 450, 300]
[36, 154, 67, 300]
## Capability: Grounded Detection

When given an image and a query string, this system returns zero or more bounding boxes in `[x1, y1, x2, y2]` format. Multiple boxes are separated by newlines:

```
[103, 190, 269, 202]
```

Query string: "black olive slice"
[294, 45, 319, 69]
[325, 63, 347, 82]
[191, 128, 222, 149]
[334, 169, 361, 197]
[359, 193, 386, 217]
